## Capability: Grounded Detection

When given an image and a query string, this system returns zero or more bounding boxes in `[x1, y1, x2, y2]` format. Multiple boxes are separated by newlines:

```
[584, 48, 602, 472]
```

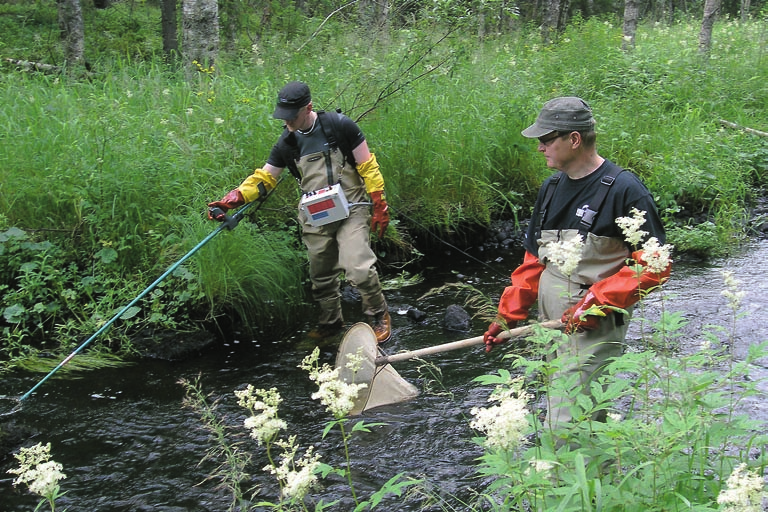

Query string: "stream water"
[2, 241, 768, 511]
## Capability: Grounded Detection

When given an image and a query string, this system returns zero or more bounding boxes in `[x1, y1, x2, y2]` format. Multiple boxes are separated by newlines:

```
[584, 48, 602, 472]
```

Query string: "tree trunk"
[57, 0, 85, 66]
[161, 0, 179, 59]
[740, 0, 750, 22]
[541, 0, 561, 43]
[219, 0, 240, 52]
[478, 6, 486, 40]
[698, 0, 720, 56]
[622, 0, 639, 50]
[182, 0, 219, 71]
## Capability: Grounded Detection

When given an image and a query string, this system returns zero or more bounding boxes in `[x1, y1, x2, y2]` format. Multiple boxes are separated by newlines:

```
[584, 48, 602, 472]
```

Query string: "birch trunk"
[622, 0, 639, 50]
[57, 0, 85, 66]
[182, 0, 219, 70]
[698, 0, 720, 56]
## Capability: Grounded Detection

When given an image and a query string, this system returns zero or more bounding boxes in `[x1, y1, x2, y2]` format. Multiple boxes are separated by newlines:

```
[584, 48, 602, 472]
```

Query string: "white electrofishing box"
[300, 184, 350, 227]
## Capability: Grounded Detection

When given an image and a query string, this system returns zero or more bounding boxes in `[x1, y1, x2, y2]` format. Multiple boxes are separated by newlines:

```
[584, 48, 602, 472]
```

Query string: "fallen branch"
[719, 119, 768, 138]
[4, 58, 61, 73]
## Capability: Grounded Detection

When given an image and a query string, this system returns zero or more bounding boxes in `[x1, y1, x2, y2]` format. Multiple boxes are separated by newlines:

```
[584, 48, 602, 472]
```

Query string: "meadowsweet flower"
[524, 458, 554, 478]
[299, 347, 367, 418]
[8, 442, 66, 502]
[607, 412, 622, 422]
[721, 270, 746, 312]
[235, 385, 286, 444]
[264, 436, 321, 502]
[616, 208, 649, 247]
[470, 377, 531, 451]
[716, 463, 766, 511]
[546, 234, 584, 276]
[344, 348, 365, 374]
[640, 237, 673, 273]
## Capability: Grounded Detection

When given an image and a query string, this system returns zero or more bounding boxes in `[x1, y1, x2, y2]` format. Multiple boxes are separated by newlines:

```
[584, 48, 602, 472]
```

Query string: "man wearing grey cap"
[484, 97, 670, 433]
[207, 81, 392, 343]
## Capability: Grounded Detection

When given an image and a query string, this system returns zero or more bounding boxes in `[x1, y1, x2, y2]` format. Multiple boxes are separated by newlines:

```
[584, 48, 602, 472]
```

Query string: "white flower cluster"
[717, 463, 766, 511]
[470, 377, 531, 452]
[7, 442, 66, 499]
[235, 385, 287, 445]
[546, 234, 584, 277]
[299, 347, 367, 419]
[616, 208, 673, 272]
[721, 270, 746, 312]
[616, 207, 649, 247]
[524, 458, 554, 478]
[264, 436, 322, 501]
[639, 236, 673, 273]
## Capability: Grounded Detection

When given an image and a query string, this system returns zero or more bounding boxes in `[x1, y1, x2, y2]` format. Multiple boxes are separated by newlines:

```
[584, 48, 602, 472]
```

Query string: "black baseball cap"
[273, 81, 312, 120]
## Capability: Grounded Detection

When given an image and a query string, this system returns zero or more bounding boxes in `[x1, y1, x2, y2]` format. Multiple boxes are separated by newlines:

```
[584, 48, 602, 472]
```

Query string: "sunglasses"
[538, 131, 570, 146]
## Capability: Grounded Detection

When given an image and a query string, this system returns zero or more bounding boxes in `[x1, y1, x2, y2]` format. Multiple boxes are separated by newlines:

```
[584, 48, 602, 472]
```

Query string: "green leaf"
[96, 247, 118, 264]
[119, 306, 141, 320]
[3, 303, 26, 323]
[351, 420, 386, 432]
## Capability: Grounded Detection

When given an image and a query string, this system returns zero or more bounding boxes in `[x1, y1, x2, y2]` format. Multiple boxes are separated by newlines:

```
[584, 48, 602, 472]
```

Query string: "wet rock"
[406, 308, 427, 322]
[131, 329, 217, 361]
[342, 285, 361, 302]
[443, 304, 471, 332]
[0, 419, 38, 464]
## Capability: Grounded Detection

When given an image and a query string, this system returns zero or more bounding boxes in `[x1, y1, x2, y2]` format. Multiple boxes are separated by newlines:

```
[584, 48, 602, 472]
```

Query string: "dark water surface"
[2, 242, 768, 510]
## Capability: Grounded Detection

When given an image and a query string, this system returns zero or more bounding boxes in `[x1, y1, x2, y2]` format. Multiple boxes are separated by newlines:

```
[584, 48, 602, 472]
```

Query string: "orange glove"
[562, 250, 671, 334]
[562, 291, 603, 334]
[484, 321, 517, 352]
[370, 190, 389, 238]
[207, 189, 244, 221]
[497, 251, 545, 324]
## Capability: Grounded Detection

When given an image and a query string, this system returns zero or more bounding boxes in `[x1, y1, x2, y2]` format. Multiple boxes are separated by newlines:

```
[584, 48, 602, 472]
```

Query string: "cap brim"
[273, 105, 301, 120]
[521, 123, 553, 138]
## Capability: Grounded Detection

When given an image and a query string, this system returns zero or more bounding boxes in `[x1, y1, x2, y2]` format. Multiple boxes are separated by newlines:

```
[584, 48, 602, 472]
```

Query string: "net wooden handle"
[375, 319, 563, 365]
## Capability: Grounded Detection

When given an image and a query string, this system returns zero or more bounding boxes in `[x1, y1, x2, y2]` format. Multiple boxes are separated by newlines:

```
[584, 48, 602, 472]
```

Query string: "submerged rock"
[443, 304, 471, 332]
[131, 329, 217, 361]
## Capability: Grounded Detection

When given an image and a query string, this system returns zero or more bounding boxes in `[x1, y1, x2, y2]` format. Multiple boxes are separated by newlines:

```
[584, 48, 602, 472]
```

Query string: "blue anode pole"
[18, 201, 256, 402]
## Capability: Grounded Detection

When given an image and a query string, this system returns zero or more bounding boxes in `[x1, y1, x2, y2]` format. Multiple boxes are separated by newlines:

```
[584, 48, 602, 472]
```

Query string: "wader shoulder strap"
[534, 172, 562, 241]
[279, 110, 357, 182]
[577, 167, 625, 235]
[282, 130, 302, 181]
[317, 109, 356, 168]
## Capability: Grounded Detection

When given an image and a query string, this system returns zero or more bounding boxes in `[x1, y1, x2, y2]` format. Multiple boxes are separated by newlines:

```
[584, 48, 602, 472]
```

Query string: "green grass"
[1, 8, 767, 359]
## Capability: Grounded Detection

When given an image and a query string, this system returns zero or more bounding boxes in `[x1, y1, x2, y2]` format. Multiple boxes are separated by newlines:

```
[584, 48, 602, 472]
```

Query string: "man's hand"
[562, 291, 605, 334]
[484, 321, 516, 353]
[370, 190, 389, 238]
[207, 189, 245, 221]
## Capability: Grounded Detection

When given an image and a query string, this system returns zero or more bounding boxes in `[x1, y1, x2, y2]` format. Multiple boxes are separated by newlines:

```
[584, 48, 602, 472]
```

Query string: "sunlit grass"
[1, 13, 767, 354]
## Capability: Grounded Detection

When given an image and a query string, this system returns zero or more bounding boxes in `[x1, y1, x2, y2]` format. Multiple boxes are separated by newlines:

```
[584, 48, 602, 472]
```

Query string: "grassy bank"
[1, 10, 767, 362]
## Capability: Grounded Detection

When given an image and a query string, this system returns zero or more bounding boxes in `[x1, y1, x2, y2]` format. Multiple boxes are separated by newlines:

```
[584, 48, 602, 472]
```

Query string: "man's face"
[537, 131, 572, 169]
[283, 104, 311, 132]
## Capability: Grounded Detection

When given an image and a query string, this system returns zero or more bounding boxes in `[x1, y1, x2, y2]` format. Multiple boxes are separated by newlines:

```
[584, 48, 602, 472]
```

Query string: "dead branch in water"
[719, 119, 768, 138]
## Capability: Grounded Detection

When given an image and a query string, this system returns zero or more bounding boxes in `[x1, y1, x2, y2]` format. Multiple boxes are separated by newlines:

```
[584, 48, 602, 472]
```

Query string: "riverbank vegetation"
[1, 1, 768, 367]
[179, 267, 768, 511]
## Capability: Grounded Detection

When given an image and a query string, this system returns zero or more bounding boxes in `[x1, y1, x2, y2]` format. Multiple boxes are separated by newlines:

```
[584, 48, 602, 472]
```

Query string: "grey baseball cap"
[521, 96, 596, 138]
[273, 81, 312, 120]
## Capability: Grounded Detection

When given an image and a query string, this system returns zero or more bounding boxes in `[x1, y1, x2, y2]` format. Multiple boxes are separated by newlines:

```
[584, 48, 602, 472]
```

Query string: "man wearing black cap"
[207, 81, 392, 343]
[483, 97, 670, 432]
